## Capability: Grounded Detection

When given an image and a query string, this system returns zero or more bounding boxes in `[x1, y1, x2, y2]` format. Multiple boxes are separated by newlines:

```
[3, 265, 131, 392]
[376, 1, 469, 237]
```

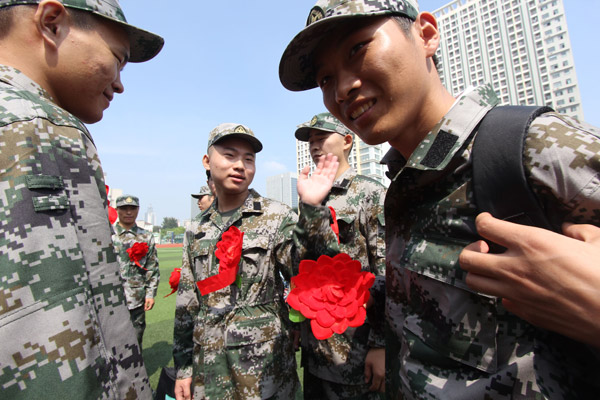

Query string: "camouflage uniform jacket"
[112, 223, 160, 310]
[382, 84, 600, 399]
[0, 65, 151, 399]
[299, 167, 386, 384]
[173, 189, 338, 399]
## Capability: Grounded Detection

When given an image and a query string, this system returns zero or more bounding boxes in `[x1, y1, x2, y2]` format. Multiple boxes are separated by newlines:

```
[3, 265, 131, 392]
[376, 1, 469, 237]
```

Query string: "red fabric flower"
[196, 226, 244, 296]
[105, 185, 118, 224]
[164, 267, 181, 298]
[127, 242, 149, 270]
[286, 253, 375, 340]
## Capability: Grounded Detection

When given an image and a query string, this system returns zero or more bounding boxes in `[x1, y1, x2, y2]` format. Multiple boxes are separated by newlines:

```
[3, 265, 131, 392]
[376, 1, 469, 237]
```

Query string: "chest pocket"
[26, 175, 69, 212]
[335, 214, 356, 244]
[239, 234, 270, 279]
[401, 232, 500, 374]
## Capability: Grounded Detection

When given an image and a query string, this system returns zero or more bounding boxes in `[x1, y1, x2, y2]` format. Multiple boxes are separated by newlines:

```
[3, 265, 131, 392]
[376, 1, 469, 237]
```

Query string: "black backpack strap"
[472, 105, 555, 233]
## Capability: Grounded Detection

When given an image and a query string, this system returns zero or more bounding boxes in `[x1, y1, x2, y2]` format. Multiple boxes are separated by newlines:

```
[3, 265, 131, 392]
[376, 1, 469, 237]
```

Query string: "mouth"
[230, 174, 245, 183]
[349, 99, 375, 121]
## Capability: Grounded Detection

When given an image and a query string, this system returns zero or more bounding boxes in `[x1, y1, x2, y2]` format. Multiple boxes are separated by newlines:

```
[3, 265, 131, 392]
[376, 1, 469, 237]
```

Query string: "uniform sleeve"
[173, 228, 198, 379]
[365, 185, 386, 348]
[291, 202, 341, 272]
[525, 113, 600, 228]
[144, 235, 160, 299]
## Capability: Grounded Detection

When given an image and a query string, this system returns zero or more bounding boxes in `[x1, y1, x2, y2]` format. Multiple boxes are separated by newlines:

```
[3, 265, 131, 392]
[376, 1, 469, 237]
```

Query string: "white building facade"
[266, 172, 299, 209]
[431, 0, 583, 120]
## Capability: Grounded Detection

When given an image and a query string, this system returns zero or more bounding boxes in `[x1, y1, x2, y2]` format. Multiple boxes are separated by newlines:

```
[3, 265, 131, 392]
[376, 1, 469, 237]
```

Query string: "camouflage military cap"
[191, 186, 212, 199]
[0, 0, 164, 62]
[279, 0, 419, 91]
[116, 195, 140, 207]
[207, 122, 263, 153]
[295, 112, 354, 141]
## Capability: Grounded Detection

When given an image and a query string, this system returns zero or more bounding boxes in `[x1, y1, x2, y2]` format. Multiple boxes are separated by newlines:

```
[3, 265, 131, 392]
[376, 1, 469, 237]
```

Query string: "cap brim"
[109, 20, 164, 63]
[85, 10, 164, 63]
[213, 133, 263, 153]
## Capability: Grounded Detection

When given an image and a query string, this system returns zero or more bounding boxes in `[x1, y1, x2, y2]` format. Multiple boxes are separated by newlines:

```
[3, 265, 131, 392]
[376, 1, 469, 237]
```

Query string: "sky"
[93, 0, 600, 224]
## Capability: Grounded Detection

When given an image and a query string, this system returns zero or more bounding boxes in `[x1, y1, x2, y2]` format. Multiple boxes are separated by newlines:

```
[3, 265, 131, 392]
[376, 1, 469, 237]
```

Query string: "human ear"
[343, 134, 353, 152]
[35, 0, 68, 48]
[415, 12, 440, 59]
[202, 154, 210, 170]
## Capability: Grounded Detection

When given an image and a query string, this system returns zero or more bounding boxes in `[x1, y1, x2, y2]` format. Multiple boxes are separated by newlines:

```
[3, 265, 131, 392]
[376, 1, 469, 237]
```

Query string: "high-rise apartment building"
[431, 0, 583, 120]
[296, 138, 391, 187]
[266, 172, 299, 209]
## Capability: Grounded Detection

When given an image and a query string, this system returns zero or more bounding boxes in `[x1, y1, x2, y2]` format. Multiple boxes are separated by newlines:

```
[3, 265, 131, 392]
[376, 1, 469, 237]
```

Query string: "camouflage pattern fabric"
[112, 223, 160, 310]
[299, 168, 386, 394]
[0, 65, 151, 399]
[382, 84, 600, 399]
[173, 189, 339, 399]
[0, 0, 164, 63]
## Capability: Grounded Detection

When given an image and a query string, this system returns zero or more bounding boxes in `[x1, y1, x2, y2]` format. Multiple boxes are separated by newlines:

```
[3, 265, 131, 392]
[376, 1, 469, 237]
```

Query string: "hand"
[297, 153, 339, 206]
[144, 298, 155, 311]
[174, 377, 192, 400]
[364, 348, 385, 392]
[459, 212, 600, 348]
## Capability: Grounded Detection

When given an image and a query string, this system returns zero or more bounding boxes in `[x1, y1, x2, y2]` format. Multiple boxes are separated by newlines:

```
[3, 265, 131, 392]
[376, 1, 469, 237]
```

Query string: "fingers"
[474, 212, 546, 249]
[562, 222, 600, 244]
[298, 165, 311, 180]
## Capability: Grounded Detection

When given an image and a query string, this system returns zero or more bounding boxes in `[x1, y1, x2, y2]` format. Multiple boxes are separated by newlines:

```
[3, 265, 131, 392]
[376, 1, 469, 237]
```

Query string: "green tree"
[162, 217, 178, 229]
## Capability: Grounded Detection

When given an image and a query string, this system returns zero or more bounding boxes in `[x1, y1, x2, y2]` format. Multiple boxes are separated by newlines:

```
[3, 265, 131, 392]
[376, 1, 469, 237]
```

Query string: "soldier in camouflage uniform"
[0, 1, 163, 398]
[112, 195, 160, 349]
[294, 112, 386, 399]
[279, 0, 600, 398]
[191, 185, 214, 212]
[173, 123, 341, 400]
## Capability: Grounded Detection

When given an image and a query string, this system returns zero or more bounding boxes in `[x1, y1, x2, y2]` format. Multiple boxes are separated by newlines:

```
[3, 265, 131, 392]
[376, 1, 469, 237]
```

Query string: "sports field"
[143, 246, 303, 391]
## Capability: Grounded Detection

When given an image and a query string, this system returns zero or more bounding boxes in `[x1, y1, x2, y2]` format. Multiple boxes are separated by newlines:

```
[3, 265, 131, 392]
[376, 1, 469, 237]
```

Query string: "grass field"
[143, 247, 303, 391]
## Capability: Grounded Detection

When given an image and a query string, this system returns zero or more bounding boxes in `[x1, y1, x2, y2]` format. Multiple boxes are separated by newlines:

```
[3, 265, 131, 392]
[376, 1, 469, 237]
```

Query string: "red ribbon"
[196, 226, 244, 296]
[328, 206, 340, 243]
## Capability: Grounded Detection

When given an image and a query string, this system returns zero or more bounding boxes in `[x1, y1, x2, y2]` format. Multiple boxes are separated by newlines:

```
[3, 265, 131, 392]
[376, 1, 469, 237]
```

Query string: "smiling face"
[313, 15, 441, 156]
[48, 15, 130, 123]
[203, 137, 256, 199]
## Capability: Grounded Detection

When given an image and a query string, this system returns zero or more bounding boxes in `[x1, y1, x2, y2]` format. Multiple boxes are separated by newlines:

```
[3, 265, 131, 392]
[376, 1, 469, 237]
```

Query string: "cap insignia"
[234, 125, 247, 134]
[125, 197, 133, 203]
[307, 7, 325, 26]
[310, 116, 318, 126]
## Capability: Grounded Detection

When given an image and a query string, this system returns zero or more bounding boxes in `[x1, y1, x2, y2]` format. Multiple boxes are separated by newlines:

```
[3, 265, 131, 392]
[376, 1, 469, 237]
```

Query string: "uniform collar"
[0, 64, 54, 103]
[332, 167, 356, 190]
[201, 189, 263, 226]
[383, 84, 499, 180]
[114, 222, 139, 235]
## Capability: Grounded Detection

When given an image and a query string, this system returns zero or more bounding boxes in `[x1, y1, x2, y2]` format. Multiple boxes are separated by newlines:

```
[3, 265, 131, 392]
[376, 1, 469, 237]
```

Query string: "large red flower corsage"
[196, 226, 244, 296]
[287, 253, 375, 340]
[127, 242, 149, 270]
[164, 267, 181, 298]
[106, 185, 118, 224]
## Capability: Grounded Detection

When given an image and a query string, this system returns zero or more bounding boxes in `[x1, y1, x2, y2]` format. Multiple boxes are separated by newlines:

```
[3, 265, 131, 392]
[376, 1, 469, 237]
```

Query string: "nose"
[335, 70, 360, 104]
[113, 70, 124, 94]
[233, 158, 245, 170]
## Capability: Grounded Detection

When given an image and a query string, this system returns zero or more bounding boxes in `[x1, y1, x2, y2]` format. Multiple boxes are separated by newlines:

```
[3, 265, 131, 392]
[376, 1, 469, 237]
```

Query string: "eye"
[350, 42, 366, 58]
[317, 75, 330, 89]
